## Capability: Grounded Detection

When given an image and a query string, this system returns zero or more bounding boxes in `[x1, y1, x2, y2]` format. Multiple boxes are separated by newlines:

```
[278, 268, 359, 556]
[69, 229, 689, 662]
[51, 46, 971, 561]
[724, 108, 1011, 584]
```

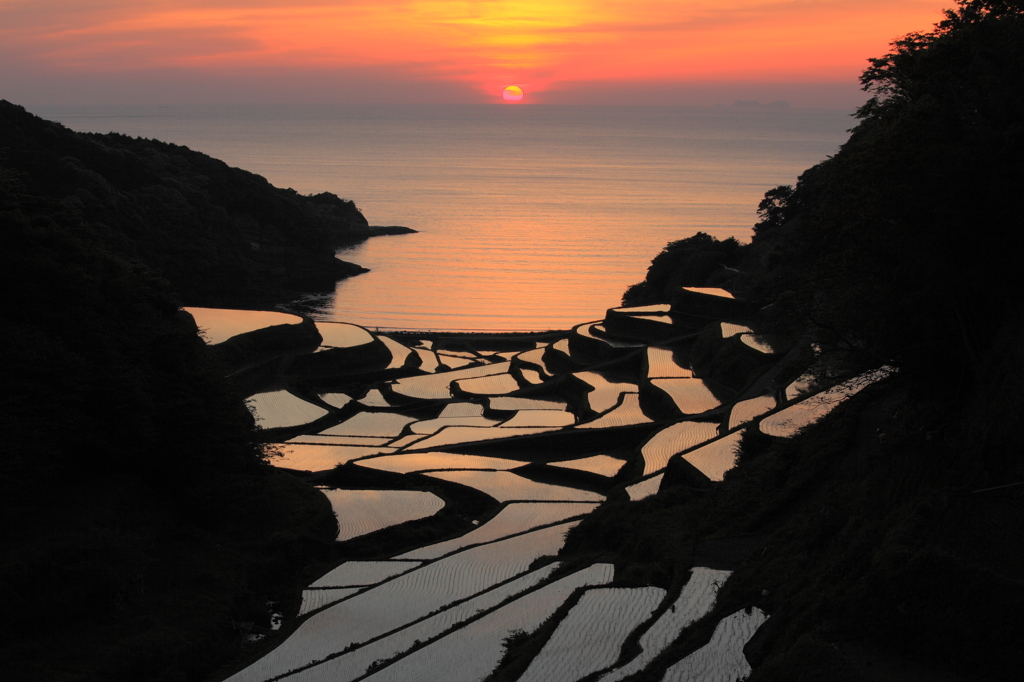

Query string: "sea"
[36, 103, 855, 331]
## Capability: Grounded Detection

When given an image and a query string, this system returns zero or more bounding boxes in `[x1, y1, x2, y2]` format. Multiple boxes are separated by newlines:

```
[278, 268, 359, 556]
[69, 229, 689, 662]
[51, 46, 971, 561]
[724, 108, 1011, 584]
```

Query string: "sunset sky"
[1, 1, 945, 106]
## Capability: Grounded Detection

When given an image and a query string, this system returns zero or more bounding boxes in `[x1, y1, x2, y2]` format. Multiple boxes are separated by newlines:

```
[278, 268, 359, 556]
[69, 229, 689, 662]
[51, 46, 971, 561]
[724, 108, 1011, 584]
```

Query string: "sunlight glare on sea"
[42, 103, 853, 331]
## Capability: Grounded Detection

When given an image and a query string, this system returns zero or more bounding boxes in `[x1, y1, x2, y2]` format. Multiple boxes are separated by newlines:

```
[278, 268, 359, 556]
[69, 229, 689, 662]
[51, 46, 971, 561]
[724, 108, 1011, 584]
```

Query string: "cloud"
[0, 1, 944, 104]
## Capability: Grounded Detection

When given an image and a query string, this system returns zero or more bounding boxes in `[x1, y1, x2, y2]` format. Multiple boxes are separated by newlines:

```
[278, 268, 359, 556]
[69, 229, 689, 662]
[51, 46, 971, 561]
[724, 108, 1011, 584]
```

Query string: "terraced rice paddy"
[319, 489, 445, 541]
[409, 416, 501, 434]
[397, 502, 600, 560]
[272, 440, 395, 466]
[515, 348, 555, 377]
[184, 307, 302, 344]
[489, 396, 566, 411]
[379, 336, 414, 370]
[438, 355, 477, 369]
[391, 362, 511, 400]
[408, 425, 559, 451]
[359, 389, 392, 407]
[575, 372, 638, 414]
[641, 421, 721, 475]
[285, 565, 562, 682]
[286, 435, 391, 445]
[549, 455, 627, 477]
[413, 348, 440, 372]
[453, 372, 522, 396]
[218, 298, 827, 681]
[650, 378, 721, 415]
[284, 436, 399, 450]
[224, 524, 580, 682]
[577, 322, 644, 348]
[728, 395, 777, 430]
[425, 471, 605, 503]
[246, 390, 329, 429]
[316, 322, 375, 348]
[362, 564, 615, 682]
[354, 452, 527, 474]
[632, 314, 674, 325]
[683, 287, 734, 298]
[720, 322, 753, 338]
[439, 402, 485, 417]
[311, 561, 424, 587]
[761, 368, 892, 437]
[518, 586, 666, 682]
[499, 410, 576, 428]
[319, 392, 352, 409]
[646, 347, 693, 378]
[613, 304, 672, 314]
[682, 430, 745, 482]
[599, 567, 731, 681]
[387, 434, 428, 449]
[589, 324, 636, 343]
[626, 474, 663, 501]
[578, 392, 652, 429]
[298, 588, 361, 616]
[660, 607, 768, 682]
[519, 368, 545, 384]
[438, 350, 479, 359]
[322, 412, 419, 438]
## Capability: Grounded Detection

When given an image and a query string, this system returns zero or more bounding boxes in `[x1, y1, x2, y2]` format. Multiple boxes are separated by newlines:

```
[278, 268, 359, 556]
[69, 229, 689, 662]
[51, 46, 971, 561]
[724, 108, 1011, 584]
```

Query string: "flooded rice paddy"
[519, 586, 666, 682]
[397, 502, 600, 561]
[320, 489, 445, 541]
[206, 292, 889, 681]
[424, 471, 605, 503]
[246, 391, 328, 430]
[681, 430, 746, 482]
[626, 474, 664, 502]
[185, 307, 302, 344]
[549, 455, 627, 477]
[661, 607, 769, 682]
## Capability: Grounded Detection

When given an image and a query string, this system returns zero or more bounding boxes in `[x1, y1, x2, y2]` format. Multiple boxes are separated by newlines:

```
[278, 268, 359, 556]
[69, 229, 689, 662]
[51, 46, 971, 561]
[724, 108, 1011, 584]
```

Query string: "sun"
[502, 85, 524, 102]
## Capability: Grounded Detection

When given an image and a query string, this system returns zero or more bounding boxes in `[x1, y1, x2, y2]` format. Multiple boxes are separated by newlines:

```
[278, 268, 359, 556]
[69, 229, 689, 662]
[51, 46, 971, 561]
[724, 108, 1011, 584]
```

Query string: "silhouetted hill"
[0, 110, 342, 679]
[606, 3, 1023, 679]
[0, 100, 408, 307]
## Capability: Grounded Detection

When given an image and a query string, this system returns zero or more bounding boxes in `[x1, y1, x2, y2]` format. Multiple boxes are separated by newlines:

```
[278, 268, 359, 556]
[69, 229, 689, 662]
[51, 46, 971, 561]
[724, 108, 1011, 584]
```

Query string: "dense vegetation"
[602, 2, 1023, 678]
[0, 114, 341, 680]
[0, 101, 379, 307]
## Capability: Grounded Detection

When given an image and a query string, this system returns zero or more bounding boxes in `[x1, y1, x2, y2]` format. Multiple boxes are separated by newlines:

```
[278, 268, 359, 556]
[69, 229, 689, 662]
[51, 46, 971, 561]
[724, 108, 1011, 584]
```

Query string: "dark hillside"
[0, 100, 387, 307]
[591, 2, 1024, 679]
[1, 129, 338, 680]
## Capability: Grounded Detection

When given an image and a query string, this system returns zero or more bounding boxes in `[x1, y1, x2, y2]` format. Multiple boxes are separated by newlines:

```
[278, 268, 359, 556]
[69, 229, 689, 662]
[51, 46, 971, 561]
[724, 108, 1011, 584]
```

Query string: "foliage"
[0, 144, 338, 681]
[752, 185, 793, 235]
[747, 0, 1024, 403]
[622, 232, 744, 306]
[0, 100, 372, 307]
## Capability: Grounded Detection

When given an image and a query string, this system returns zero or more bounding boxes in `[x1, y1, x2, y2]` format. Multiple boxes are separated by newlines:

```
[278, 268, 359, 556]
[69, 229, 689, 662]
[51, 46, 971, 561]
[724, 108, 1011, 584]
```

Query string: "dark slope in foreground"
[0, 118, 342, 679]
[576, 2, 1024, 680]
[0, 100, 410, 307]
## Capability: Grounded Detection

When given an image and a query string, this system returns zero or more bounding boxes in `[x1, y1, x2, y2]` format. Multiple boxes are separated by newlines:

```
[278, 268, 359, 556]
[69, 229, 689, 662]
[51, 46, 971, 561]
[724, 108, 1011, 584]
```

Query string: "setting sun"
[502, 85, 524, 102]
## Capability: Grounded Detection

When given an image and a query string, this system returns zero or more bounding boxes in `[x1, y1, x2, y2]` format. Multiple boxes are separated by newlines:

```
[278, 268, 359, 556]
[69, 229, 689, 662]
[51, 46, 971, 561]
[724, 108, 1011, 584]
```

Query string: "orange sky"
[0, 0, 946, 105]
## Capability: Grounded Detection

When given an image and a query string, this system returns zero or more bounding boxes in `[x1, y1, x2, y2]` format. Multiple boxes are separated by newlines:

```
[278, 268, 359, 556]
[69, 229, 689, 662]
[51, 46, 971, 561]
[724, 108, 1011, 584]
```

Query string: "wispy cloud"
[0, 0, 944, 103]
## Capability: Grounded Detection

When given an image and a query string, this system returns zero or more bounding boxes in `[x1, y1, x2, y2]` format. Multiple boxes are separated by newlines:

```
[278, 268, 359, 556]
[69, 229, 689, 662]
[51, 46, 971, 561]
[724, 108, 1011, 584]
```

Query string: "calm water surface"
[42, 104, 854, 330]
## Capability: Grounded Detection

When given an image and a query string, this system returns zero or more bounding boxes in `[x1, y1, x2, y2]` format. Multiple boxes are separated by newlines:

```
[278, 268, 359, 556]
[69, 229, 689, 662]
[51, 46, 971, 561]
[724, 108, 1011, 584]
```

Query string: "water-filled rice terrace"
[201, 290, 891, 682]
